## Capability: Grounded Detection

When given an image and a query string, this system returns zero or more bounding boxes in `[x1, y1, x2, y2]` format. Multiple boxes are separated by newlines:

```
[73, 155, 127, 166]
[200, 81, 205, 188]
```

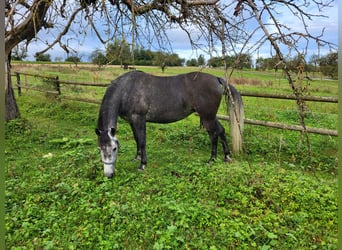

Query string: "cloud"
[23, 2, 337, 62]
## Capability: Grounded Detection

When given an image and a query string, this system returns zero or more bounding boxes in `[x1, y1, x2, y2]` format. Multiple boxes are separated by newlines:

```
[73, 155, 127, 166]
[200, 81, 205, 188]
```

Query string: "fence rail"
[216, 115, 337, 137]
[239, 91, 338, 103]
[12, 71, 338, 137]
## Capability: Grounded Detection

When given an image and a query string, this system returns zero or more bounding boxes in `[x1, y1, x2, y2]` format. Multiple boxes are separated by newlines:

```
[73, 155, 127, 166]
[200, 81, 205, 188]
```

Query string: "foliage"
[318, 52, 338, 79]
[185, 54, 206, 67]
[207, 54, 252, 69]
[105, 39, 185, 67]
[255, 57, 279, 71]
[153, 52, 185, 67]
[35, 53, 51, 62]
[255, 53, 338, 78]
[106, 38, 131, 66]
[65, 56, 82, 64]
[186, 58, 199, 67]
[11, 44, 28, 61]
[89, 49, 108, 67]
[5, 66, 338, 249]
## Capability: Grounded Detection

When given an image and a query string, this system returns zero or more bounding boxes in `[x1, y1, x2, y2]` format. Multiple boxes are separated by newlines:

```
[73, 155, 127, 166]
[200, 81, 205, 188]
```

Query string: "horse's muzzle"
[105, 172, 114, 179]
[103, 163, 115, 179]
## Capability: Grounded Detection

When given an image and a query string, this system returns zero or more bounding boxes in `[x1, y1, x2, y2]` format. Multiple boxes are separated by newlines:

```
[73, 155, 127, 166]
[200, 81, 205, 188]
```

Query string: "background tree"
[232, 54, 252, 69]
[308, 54, 320, 73]
[186, 58, 199, 67]
[35, 53, 51, 62]
[255, 57, 267, 71]
[318, 52, 338, 79]
[65, 55, 81, 64]
[5, 0, 337, 121]
[90, 49, 108, 67]
[11, 44, 28, 61]
[134, 47, 154, 66]
[165, 53, 185, 67]
[255, 57, 281, 71]
[208, 54, 252, 69]
[197, 55, 206, 66]
[106, 39, 132, 66]
[207, 57, 223, 68]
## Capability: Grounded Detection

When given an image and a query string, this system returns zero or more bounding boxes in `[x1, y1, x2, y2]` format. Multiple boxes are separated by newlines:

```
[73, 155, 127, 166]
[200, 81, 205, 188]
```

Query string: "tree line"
[12, 41, 337, 79]
[89, 39, 186, 67]
[255, 53, 338, 79]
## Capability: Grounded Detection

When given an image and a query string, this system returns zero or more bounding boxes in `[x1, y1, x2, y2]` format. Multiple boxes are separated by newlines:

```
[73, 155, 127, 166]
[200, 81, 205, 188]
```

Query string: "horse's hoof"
[206, 159, 215, 165]
[106, 173, 114, 179]
[138, 164, 146, 171]
[133, 156, 141, 162]
[224, 156, 232, 163]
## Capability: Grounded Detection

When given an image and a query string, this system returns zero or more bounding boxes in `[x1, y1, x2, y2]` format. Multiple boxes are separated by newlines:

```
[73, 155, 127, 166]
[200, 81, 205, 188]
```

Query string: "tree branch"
[35, 6, 85, 56]
[5, 0, 52, 55]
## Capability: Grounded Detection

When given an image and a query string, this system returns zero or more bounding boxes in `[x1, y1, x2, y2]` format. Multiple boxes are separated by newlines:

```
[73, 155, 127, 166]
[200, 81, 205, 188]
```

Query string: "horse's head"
[95, 127, 119, 178]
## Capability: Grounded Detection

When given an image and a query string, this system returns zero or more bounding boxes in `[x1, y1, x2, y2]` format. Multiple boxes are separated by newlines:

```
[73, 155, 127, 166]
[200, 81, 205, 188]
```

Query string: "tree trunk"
[5, 0, 53, 122]
[5, 54, 20, 121]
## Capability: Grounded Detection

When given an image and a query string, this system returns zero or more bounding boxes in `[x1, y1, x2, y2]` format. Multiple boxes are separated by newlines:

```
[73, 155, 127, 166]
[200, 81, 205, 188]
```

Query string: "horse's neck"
[98, 98, 120, 130]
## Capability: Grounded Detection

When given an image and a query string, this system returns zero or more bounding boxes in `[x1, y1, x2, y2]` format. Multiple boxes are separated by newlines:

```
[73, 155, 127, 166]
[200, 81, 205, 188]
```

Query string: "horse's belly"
[146, 104, 193, 123]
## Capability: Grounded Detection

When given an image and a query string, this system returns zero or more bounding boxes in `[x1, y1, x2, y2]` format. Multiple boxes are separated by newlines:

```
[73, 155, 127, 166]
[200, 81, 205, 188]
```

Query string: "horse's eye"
[113, 147, 117, 152]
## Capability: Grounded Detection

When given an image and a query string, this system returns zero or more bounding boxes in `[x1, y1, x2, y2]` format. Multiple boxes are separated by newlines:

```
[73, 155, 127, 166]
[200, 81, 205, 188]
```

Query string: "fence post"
[16, 72, 21, 96]
[54, 76, 61, 95]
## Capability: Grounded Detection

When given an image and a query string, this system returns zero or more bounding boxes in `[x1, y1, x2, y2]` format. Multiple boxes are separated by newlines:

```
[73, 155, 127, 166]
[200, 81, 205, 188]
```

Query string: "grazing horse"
[95, 71, 244, 178]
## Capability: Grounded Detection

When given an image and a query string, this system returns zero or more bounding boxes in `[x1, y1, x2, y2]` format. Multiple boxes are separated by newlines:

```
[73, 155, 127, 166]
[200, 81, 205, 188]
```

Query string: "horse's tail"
[218, 78, 244, 154]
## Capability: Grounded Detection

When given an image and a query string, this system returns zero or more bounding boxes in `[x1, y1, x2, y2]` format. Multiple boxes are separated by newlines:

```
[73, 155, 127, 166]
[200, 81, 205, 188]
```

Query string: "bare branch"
[242, 0, 317, 156]
[185, 0, 219, 6]
[35, 6, 85, 56]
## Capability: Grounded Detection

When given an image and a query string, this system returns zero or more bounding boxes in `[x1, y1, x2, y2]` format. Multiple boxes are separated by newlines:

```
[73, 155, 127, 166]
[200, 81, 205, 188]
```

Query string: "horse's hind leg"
[201, 118, 219, 164]
[216, 119, 232, 162]
[202, 118, 231, 164]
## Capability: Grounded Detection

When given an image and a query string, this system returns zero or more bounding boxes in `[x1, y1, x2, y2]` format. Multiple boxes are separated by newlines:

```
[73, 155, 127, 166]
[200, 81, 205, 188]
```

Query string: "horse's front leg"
[130, 125, 141, 161]
[134, 148, 142, 162]
[130, 115, 147, 170]
[138, 144, 147, 171]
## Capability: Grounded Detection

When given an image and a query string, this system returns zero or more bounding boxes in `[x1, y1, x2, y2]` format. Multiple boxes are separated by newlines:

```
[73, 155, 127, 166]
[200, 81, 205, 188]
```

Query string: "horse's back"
[118, 71, 223, 96]
[108, 71, 223, 123]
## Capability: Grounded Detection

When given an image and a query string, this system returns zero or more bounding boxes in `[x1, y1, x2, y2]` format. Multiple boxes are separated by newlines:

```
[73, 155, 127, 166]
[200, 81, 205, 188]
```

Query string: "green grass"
[5, 64, 338, 249]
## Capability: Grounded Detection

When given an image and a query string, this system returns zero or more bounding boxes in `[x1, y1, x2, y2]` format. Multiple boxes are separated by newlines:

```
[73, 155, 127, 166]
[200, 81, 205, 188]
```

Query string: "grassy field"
[5, 63, 338, 249]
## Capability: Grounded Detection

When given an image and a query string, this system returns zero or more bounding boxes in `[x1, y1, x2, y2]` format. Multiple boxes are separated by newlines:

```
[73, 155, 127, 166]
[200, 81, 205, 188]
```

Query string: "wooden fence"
[13, 71, 338, 137]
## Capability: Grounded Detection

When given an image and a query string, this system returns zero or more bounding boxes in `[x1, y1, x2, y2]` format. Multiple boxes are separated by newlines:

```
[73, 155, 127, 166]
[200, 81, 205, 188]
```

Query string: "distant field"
[11, 62, 338, 129]
[12, 62, 338, 94]
[6, 62, 338, 249]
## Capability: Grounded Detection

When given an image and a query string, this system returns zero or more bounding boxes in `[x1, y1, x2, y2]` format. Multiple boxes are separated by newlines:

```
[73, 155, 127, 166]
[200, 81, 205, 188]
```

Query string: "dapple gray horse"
[96, 71, 244, 178]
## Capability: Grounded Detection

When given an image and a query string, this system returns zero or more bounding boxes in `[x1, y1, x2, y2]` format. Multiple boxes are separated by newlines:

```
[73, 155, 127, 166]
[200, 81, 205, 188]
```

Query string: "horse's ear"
[110, 128, 116, 137]
[95, 128, 101, 136]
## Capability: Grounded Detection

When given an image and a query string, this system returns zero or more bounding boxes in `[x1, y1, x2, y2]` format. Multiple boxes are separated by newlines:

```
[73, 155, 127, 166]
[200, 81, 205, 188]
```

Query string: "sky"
[24, 1, 338, 63]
